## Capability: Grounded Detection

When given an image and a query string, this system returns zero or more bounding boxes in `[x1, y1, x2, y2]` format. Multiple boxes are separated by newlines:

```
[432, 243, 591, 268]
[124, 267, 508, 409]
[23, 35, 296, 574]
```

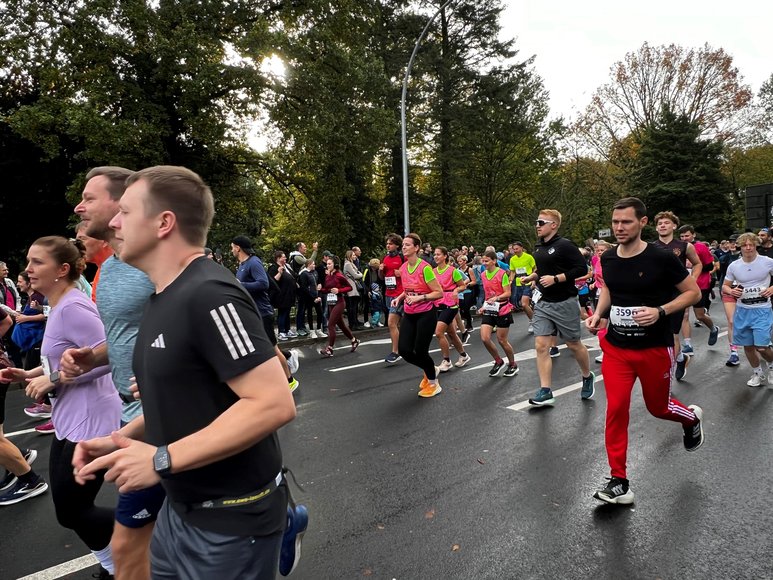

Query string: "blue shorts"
[388, 301, 404, 316]
[514, 285, 532, 302]
[733, 307, 773, 347]
[115, 483, 167, 528]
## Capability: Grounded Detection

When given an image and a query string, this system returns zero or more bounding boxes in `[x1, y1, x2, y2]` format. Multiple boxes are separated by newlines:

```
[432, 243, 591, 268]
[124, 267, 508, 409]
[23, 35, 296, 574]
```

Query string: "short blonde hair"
[539, 209, 562, 226]
[735, 232, 760, 247]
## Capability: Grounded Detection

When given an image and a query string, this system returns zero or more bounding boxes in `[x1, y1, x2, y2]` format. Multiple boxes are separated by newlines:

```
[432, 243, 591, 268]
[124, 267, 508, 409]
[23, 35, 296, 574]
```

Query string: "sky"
[499, 1, 772, 119]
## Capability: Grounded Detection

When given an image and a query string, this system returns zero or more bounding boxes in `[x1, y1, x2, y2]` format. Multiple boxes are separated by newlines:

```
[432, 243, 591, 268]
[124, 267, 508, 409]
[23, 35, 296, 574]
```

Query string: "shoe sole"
[489, 370, 503, 377]
[23, 411, 52, 419]
[438, 366, 452, 373]
[593, 490, 635, 505]
[550, 352, 560, 358]
[35, 429, 55, 435]
[0, 482, 49, 505]
[385, 356, 401, 364]
[418, 386, 442, 398]
[454, 358, 471, 368]
[528, 397, 555, 406]
[503, 368, 519, 377]
[281, 507, 308, 576]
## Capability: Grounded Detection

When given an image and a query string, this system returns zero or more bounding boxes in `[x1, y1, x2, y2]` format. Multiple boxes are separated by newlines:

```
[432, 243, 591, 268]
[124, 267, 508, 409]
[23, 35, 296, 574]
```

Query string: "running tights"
[327, 299, 353, 347]
[398, 310, 437, 380]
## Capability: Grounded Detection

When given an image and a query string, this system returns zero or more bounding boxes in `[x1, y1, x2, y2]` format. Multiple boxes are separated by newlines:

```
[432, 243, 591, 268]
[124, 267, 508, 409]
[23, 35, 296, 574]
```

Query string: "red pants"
[600, 335, 697, 479]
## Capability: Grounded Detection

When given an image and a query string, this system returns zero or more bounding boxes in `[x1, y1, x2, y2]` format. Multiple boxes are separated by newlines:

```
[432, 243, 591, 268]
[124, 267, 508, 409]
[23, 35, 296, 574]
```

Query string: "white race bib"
[482, 301, 500, 314]
[609, 305, 642, 328]
[515, 267, 527, 276]
[326, 293, 338, 304]
[740, 286, 767, 305]
[385, 276, 397, 290]
[531, 289, 542, 304]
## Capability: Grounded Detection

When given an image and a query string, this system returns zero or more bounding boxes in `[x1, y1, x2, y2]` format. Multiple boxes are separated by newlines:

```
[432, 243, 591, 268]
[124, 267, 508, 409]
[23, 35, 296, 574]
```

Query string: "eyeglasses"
[535, 219, 555, 227]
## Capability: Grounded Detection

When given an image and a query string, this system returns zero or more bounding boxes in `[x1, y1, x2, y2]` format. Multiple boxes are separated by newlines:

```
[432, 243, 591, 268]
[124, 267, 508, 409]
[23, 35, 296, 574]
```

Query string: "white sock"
[92, 545, 114, 574]
[752, 366, 763, 376]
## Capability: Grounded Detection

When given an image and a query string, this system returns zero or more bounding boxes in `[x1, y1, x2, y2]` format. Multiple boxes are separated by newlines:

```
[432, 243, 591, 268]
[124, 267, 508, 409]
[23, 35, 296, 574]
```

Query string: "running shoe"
[297, 329, 309, 337]
[438, 359, 453, 373]
[0, 451, 36, 493]
[319, 346, 334, 358]
[287, 350, 300, 374]
[316, 329, 327, 338]
[288, 378, 299, 393]
[581, 372, 595, 400]
[34, 420, 55, 435]
[462, 330, 471, 344]
[350, 338, 360, 352]
[747, 372, 765, 387]
[528, 388, 555, 406]
[681, 344, 694, 356]
[725, 352, 740, 367]
[488, 361, 504, 377]
[363, 322, 371, 328]
[549, 346, 560, 358]
[593, 477, 634, 505]
[278, 333, 289, 341]
[419, 375, 430, 391]
[454, 353, 472, 368]
[280, 504, 308, 576]
[527, 323, 534, 334]
[674, 356, 688, 381]
[708, 326, 719, 346]
[385, 352, 401, 364]
[767, 366, 773, 385]
[309, 330, 318, 339]
[287, 330, 298, 338]
[694, 321, 702, 327]
[594, 353, 604, 363]
[24, 403, 52, 419]
[502, 363, 519, 377]
[683, 405, 704, 452]
[418, 382, 442, 398]
[0, 474, 48, 506]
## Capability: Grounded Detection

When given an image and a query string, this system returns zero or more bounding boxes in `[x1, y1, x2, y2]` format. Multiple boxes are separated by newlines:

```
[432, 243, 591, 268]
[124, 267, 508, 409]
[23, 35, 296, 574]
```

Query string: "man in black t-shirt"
[587, 197, 704, 505]
[74, 166, 298, 579]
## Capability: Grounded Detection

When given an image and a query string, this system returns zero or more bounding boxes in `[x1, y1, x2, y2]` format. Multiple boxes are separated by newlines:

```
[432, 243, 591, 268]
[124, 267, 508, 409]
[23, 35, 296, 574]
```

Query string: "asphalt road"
[2, 312, 772, 580]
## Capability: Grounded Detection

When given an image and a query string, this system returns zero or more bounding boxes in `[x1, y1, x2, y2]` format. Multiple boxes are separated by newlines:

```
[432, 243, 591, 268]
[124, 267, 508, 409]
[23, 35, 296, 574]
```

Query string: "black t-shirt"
[533, 235, 588, 302]
[601, 244, 689, 349]
[134, 257, 285, 536]
[652, 238, 688, 267]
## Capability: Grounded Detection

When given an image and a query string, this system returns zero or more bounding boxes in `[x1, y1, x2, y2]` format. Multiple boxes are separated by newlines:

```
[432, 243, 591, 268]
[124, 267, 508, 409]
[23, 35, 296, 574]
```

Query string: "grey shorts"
[532, 297, 583, 341]
[151, 500, 282, 580]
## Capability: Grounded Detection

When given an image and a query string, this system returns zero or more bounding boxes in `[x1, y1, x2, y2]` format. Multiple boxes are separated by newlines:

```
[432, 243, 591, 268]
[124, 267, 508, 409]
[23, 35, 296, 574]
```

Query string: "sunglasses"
[535, 219, 555, 227]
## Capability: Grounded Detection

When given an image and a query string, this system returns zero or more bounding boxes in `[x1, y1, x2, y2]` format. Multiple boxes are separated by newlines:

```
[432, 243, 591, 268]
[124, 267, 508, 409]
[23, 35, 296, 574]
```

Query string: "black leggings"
[49, 437, 114, 551]
[398, 309, 437, 380]
[459, 293, 473, 331]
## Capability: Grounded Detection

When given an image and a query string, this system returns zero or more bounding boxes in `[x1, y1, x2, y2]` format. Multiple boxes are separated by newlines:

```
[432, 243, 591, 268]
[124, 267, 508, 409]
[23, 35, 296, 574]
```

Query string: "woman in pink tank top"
[479, 251, 519, 377]
[432, 247, 470, 372]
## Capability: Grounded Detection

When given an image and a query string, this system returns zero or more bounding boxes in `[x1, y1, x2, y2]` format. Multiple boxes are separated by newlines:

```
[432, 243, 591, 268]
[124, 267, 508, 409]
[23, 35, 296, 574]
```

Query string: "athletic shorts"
[532, 297, 582, 341]
[116, 482, 167, 528]
[261, 314, 278, 346]
[695, 289, 711, 309]
[436, 306, 458, 325]
[514, 285, 532, 302]
[733, 307, 773, 347]
[0, 382, 8, 424]
[388, 301, 404, 316]
[481, 313, 513, 328]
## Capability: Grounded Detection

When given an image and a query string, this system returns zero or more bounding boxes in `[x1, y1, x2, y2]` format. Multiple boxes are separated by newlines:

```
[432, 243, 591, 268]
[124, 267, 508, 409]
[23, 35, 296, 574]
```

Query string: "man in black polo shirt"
[74, 166, 298, 579]
[519, 208, 596, 405]
[587, 197, 703, 504]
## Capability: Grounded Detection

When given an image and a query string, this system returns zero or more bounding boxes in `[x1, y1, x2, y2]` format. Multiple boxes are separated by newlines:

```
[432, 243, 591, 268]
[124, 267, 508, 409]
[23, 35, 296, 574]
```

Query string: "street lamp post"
[400, 0, 458, 235]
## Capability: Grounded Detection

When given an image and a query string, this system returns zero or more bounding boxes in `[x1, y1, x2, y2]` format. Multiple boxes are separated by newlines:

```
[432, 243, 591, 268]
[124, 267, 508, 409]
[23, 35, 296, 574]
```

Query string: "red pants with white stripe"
[600, 335, 697, 479]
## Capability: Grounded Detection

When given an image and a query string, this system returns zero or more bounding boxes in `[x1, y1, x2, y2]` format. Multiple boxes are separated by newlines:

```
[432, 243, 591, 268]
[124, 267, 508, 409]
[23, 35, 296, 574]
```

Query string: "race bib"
[531, 289, 542, 304]
[385, 276, 397, 290]
[482, 301, 500, 315]
[326, 292, 338, 304]
[515, 267, 527, 276]
[609, 305, 642, 327]
[741, 286, 767, 305]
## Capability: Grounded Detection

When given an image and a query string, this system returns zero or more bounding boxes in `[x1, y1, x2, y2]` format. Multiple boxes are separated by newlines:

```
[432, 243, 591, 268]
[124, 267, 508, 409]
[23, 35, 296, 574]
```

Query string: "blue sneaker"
[681, 344, 694, 356]
[528, 388, 555, 406]
[0, 474, 48, 506]
[725, 352, 740, 367]
[708, 326, 719, 346]
[280, 505, 308, 576]
[581, 372, 595, 400]
[385, 352, 401, 364]
[674, 356, 689, 381]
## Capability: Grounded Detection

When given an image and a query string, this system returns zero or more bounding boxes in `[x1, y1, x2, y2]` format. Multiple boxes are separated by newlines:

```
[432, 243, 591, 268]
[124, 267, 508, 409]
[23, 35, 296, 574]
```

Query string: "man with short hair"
[757, 228, 773, 258]
[679, 225, 721, 356]
[381, 233, 404, 363]
[587, 197, 703, 504]
[75, 166, 299, 579]
[519, 209, 596, 405]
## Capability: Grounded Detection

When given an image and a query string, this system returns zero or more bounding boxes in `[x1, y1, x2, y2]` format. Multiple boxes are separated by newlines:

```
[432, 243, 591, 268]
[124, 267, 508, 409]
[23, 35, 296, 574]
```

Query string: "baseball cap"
[728, 234, 738, 242]
[231, 235, 254, 254]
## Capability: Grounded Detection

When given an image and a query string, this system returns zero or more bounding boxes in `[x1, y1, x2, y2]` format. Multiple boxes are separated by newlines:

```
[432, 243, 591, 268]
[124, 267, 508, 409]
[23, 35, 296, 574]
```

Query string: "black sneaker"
[0, 474, 48, 506]
[593, 477, 634, 504]
[580, 372, 595, 400]
[708, 326, 719, 346]
[0, 449, 37, 492]
[385, 352, 401, 364]
[674, 356, 688, 381]
[684, 405, 704, 452]
[549, 346, 560, 358]
[92, 567, 114, 579]
[488, 362, 504, 377]
[502, 363, 519, 377]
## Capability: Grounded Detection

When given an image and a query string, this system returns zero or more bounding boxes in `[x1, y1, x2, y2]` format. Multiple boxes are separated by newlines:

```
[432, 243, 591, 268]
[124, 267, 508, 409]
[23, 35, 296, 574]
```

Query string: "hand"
[315, 297, 321, 303]
[72, 435, 120, 484]
[129, 376, 141, 401]
[312, 242, 319, 250]
[15, 314, 29, 324]
[0, 367, 29, 383]
[379, 264, 384, 271]
[76, 432, 161, 493]
[394, 270, 401, 277]
[30, 300, 40, 310]
[585, 314, 607, 335]
[538, 275, 556, 287]
[632, 307, 659, 327]
[60, 347, 96, 379]
[25, 375, 56, 400]
[331, 288, 338, 294]
[390, 298, 400, 308]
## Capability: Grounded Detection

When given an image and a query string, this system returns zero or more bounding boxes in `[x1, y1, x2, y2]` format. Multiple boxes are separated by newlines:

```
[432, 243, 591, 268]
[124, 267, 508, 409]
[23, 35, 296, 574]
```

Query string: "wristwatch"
[553, 275, 560, 284]
[657, 306, 666, 318]
[153, 445, 172, 476]
[49, 371, 61, 385]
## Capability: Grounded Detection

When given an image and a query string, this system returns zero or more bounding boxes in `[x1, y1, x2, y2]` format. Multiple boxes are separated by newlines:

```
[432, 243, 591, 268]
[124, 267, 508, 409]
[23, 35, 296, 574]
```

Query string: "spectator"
[297, 259, 325, 339]
[343, 250, 364, 330]
[267, 251, 298, 341]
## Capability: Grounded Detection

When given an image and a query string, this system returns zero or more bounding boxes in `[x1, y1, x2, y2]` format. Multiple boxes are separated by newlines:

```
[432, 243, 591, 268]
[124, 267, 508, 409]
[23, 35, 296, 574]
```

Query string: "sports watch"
[153, 445, 172, 476]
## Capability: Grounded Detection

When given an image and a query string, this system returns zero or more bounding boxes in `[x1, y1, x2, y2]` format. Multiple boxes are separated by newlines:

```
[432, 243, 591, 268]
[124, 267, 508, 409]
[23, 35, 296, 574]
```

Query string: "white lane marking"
[17, 554, 97, 579]
[463, 337, 601, 372]
[507, 373, 605, 411]
[329, 348, 443, 372]
[5, 427, 38, 438]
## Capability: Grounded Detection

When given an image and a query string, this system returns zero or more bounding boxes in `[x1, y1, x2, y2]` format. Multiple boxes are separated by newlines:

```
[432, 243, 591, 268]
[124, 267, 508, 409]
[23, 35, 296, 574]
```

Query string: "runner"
[319, 255, 360, 358]
[719, 235, 741, 366]
[587, 197, 704, 504]
[432, 247, 470, 371]
[508, 242, 536, 333]
[479, 251, 519, 377]
[381, 234, 404, 364]
[391, 234, 443, 398]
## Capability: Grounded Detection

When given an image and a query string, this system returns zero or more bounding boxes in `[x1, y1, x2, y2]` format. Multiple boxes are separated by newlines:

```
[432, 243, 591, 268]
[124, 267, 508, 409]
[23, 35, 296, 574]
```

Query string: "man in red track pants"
[586, 197, 704, 505]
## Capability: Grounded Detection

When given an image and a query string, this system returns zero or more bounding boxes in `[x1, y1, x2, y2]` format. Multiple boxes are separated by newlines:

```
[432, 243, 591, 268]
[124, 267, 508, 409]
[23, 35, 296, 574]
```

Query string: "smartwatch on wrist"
[553, 275, 559, 284]
[49, 371, 61, 385]
[153, 445, 172, 477]
[657, 306, 666, 318]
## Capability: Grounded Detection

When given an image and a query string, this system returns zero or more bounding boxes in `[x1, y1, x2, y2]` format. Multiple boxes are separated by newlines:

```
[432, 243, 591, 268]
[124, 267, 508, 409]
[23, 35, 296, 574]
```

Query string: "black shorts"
[669, 309, 685, 334]
[0, 382, 8, 424]
[481, 313, 513, 328]
[695, 289, 712, 310]
[261, 314, 278, 346]
[436, 306, 458, 325]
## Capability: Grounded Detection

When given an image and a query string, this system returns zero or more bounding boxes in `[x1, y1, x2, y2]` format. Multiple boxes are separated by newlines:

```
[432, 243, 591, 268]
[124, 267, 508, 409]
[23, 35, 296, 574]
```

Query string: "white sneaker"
[287, 330, 298, 338]
[438, 359, 453, 372]
[595, 353, 603, 363]
[747, 372, 766, 387]
[316, 329, 327, 338]
[287, 350, 300, 374]
[309, 330, 318, 339]
[377, 322, 385, 327]
[527, 323, 534, 334]
[364, 321, 371, 328]
[278, 333, 289, 341]
[454, 353, 471, 368]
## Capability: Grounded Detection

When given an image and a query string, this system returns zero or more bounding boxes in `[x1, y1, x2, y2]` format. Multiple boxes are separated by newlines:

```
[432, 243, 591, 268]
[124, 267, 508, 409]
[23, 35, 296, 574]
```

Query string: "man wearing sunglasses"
[519, 209, 595, 405]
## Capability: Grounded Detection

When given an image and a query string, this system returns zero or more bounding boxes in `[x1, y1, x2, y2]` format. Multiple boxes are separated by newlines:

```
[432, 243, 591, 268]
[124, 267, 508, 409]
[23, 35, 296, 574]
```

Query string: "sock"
[92, 545, 114, 574]
[428, 379, 437, 385]
[752, 366, 763, 375]
[444, 357, 450, 362]
[18, 470, 36, 484]
[677, 353, 685, 362]
[508, 360, 516, 367]
[287, 375, 294, 383]
[730, 344, 737, 352]
[684, 338, 692, 347]
[495, 357, 503, 365]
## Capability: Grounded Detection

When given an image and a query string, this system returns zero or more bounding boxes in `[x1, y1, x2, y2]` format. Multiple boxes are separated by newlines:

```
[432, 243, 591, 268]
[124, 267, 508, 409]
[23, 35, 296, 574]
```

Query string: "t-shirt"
[725, 255, 773, 309]
[97, 256, 154, 423]
[41, 288, 121, 441]
[509, 253, 536, 286]
[382, 252, 404, 297]
[235, 255, 273, 318]
[601, 244, 689, 349]
[693, 242, 715, 290]
[134, 257, 284, 536]
[533, 236, 588, 302]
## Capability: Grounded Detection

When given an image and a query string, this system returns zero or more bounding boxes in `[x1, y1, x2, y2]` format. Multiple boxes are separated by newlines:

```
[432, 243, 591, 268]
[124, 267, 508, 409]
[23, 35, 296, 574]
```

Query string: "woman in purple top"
[1, 236, 120, 571]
